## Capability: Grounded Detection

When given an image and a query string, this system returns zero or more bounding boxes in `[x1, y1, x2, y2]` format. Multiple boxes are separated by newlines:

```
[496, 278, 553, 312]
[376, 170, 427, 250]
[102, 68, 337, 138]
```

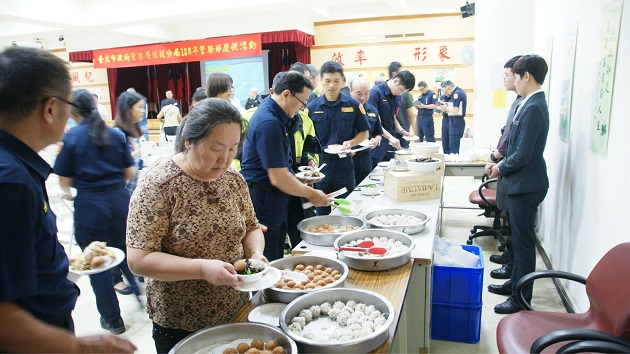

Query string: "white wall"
[473, 0, 536, 149]
[533, 0, 630, 311]
[477, 0, 629, 311]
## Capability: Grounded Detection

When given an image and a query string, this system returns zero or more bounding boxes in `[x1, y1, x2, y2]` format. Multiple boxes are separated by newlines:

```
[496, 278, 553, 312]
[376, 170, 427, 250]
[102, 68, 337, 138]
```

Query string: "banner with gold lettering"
[93, 33, 261, 69]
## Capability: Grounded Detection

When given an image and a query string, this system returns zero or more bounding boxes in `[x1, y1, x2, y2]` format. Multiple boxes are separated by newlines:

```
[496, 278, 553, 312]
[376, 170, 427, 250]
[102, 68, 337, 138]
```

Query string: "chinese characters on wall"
[331, 44, 453, 66]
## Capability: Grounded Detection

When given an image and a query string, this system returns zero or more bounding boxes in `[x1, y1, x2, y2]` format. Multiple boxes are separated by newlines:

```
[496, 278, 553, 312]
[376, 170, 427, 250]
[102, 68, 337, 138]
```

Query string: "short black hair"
[165, 89, 172, 93]
[388, 61, 402, 79]
[289, 62, 310, 76]
[441, 80, 454, 88]
[273, 71, 313, 95]
[192, 87, 207, 103]
[306, 64, 319, 77]
[504, 55, 523, 69]
[513, 55, 548, 85]
[417, 81, 428, 88]
[0, 47, 71, 122]
[319, 61, 344, 79]
[394, 70, 416, 91]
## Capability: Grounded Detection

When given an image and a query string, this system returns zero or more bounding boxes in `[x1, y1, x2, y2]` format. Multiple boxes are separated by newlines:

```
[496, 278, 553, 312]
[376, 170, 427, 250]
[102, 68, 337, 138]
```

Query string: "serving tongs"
[301, 187, 348, 209]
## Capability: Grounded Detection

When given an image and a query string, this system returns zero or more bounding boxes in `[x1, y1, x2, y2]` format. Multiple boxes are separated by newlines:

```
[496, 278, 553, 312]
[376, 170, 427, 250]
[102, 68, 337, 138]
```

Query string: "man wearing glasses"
[0, 47, 136, 352]
[306, 61, 371, 215]
[241, 71, 328, 261]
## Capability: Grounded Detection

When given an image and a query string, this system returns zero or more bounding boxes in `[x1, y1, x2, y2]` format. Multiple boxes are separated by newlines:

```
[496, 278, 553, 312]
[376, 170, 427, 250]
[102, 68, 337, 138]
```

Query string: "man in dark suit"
[487, 55, 549, 314]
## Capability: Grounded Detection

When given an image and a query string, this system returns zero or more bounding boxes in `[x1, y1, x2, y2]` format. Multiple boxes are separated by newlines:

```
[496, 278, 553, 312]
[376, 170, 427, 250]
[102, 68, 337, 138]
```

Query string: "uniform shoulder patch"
[433, 94, 437, 99]
[358, 103, 366, 115]
[454, 93, 459, 99]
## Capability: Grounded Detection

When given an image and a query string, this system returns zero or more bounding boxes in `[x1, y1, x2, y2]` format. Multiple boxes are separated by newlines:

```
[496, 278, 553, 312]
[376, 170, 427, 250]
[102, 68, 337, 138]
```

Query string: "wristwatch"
[490, 153, 499, 162]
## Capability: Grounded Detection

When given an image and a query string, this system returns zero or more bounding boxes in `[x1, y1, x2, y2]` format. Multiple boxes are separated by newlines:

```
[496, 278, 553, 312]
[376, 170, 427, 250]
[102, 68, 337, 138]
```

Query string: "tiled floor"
[49, 174, 566, 353]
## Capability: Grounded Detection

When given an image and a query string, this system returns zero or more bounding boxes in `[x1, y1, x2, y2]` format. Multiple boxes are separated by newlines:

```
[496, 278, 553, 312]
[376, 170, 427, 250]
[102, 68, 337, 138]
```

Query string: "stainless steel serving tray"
[298, 215, 367, 246]
[364, 208, 430, 234]
[280, 288, 394, 353]
[263, 255, 349, 304]
[169, 322, 297, 354]
[334, 229, 415, 271]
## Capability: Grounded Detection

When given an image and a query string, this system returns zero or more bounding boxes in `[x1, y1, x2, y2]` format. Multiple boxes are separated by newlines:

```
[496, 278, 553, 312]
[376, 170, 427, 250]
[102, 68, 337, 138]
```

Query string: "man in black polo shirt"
[0, 47, 135, 353]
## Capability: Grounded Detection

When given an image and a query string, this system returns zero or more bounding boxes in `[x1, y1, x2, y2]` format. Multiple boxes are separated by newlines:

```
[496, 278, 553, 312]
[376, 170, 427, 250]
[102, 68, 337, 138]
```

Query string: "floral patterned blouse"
[127, 159, 259, 331]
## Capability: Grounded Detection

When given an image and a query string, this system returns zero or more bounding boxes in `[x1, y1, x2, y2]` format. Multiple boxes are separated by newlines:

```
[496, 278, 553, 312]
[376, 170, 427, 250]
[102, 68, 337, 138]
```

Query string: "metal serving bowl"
[263, 255, 349, 303]
[280, 288, 395, 353]
[298, 215, 367, 246]
[364, 208, 430, 235]
[334, 229, 415, 271]
[169, 322, 297, 354]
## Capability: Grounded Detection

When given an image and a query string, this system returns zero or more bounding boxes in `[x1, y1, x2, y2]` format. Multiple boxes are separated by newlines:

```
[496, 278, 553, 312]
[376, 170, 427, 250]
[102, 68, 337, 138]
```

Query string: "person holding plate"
[126, 98, 268, 353]
[54, 88, 141, 335]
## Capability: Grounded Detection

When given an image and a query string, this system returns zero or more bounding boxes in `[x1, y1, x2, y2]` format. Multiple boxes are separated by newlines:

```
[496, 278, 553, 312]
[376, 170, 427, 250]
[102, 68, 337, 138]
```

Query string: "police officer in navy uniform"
[368, 70, 416, 167]
[307, 61, 370, 215]
[438, 80, 467, 154]
[414, 81, 438, 142]
[349, 76, 384, 184]
[241, 71, 328, 261]
[54, 89, 141, 335]
[0, 46, 136, 353]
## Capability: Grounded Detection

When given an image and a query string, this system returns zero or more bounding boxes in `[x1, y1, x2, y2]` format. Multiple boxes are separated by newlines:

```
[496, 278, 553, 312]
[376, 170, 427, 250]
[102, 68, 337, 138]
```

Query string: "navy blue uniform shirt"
[364, 102, 384, 138]
[53, 121, 133, 190]
[445, 86, 467, 117]
[367, 82, 399, 133]
[417, 89, 438, 116]
[0, 129, 79, 326]
[241, 96, 295, 184]
[306, 93, 370, 148]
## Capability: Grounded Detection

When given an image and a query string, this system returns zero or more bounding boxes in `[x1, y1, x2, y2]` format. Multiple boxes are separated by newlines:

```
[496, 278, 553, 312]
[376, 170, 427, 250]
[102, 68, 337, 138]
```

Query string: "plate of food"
[69, 242, 125, 275]
[234, 266, 282, 292]
[295, 171, 325, 182]
[325, 144, 348, 155]
[359, 184, 381, 196]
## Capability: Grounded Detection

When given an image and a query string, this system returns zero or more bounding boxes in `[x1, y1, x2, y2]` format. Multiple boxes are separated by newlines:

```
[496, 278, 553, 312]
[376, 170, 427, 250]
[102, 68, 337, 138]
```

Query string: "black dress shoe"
[490, 264, 512, 279]
[100, 317, 126, 335]
[490, 252, 509, 264]
[114, 284, 133, 295]
[494, 297, 523, 314]
[488, 281, 513, 296]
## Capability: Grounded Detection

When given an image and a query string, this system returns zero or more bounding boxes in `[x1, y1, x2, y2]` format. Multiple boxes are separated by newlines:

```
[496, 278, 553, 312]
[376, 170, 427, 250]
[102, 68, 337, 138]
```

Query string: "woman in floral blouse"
[126, 98, 265, 353]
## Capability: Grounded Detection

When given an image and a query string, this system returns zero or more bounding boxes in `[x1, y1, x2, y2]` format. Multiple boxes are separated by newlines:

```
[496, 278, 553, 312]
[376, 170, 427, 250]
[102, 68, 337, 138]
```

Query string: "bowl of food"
[405, 157, 441, 174]
[409, 142, 440, 156]
[334, 229, 415, 271]
[297, 215, 367, 246]
[360, 183, 381, 196]
[364, 208, 430, 235]
[169, 322, 297, 354]
[233, 259, 268, 283]
[280, 288, 394, 353]
[263, 255, 349, 303]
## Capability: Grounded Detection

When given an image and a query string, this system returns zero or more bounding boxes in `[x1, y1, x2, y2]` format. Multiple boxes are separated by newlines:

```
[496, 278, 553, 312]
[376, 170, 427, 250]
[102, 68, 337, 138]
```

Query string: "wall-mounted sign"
[93, 33, 262, 69]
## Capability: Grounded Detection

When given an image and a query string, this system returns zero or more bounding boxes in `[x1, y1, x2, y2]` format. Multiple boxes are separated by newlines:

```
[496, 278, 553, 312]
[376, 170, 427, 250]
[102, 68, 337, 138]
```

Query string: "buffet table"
[231, 177, 441, 353]
[444, 160, 486, 178]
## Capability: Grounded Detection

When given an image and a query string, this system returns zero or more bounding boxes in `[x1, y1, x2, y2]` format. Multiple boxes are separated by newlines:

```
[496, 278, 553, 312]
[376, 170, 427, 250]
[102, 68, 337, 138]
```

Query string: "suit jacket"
[498, 91, 549, 195]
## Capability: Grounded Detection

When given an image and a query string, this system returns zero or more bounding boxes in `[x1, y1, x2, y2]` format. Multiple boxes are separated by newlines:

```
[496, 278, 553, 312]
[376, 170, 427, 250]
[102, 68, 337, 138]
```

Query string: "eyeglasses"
[291, 92, 307, 110]
[41, 96, 82, 110]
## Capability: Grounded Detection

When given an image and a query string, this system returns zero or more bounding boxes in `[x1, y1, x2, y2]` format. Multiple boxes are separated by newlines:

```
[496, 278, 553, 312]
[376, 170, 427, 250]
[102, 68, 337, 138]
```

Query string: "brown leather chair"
[496, 242, 630, 353]
[466, 174, 509, 251]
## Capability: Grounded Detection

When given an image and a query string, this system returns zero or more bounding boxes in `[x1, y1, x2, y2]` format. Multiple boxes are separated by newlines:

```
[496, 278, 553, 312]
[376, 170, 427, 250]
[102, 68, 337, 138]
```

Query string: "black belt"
[323, 153, 342, 159]
[449, 116, 464, 119]
[79, 182, 126, 192]
[247, 181, 278, 192]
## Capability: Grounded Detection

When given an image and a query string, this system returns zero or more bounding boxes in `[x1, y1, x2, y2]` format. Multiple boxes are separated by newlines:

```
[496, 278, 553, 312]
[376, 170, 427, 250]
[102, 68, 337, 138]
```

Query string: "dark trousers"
[153, 322, 194, 354]
[396, 132, 410, 149]
[287, 195, 308, 250]
[353, 152, 372, 185]
[506, 190, 547, 303]
[74, 188, 139, 323]
[442, 116, 466, 154]
[370, 141, 394, 167]
[417, 116, 436, 142]
[248, 187, 289, 261]
[315, 157, 355, 215]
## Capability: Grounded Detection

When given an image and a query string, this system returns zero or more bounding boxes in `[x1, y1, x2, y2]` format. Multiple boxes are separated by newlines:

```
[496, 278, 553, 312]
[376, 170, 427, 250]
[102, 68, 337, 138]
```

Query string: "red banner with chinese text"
[93, 33, 262, 69]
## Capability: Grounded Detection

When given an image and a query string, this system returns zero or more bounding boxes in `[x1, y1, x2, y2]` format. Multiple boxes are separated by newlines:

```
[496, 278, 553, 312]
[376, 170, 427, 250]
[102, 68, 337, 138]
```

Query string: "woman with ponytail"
[53, 89, 140, 335]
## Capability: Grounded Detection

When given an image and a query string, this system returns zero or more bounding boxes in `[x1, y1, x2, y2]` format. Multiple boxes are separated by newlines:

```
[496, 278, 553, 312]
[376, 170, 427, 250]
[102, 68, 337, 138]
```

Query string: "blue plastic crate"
[431, 301, 482, 343]
[432, 244, 484, 306]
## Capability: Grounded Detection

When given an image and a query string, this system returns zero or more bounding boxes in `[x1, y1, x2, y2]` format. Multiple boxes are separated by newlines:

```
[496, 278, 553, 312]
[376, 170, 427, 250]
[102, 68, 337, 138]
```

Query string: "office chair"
[466, 174, 509, 251]
[496, 242, 630, 353]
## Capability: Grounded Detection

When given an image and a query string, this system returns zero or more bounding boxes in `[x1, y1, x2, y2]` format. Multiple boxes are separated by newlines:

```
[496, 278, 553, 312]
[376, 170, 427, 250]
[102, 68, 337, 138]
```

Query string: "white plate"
[69, 247, 125, 276]
[248, 303, 288, 327]
[360, 186, 381, 196]
[324, 148, 348, 155]
[295, 171, 326, 181]
[359, 139, 373, 147]
[395, 150, 414, 155]
[303, 251, 338, 259]
[234, 266, 282, 292]
[369, 175, 384, 182]
[403, 135, 420, 141]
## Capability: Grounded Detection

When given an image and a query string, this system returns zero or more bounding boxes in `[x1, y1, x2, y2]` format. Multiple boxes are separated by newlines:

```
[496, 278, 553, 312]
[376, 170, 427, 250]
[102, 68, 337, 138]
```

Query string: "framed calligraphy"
[559, 23, 578, 142]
